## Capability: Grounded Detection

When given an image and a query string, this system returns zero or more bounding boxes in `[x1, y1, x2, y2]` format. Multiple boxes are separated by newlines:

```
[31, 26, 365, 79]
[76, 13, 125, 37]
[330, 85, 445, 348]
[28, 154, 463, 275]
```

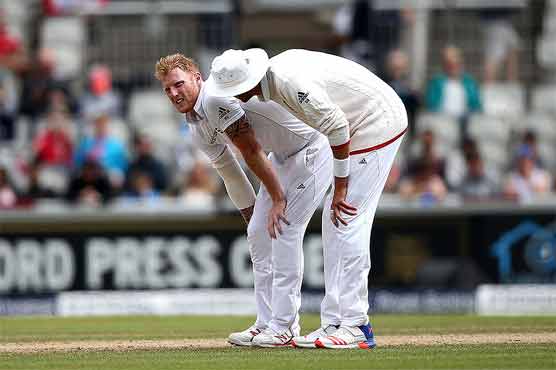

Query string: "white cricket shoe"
[251, 327, 297, 348]
[292, 325, 339, 348]
[228, 325, 264, 346]
[315, 324, 376, 349]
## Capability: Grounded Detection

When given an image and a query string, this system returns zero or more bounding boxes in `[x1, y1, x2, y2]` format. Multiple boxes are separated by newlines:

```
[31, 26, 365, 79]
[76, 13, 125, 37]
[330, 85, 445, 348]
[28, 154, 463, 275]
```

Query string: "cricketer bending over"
[155, 54, 332, 347]
[207, 48, 408, 349]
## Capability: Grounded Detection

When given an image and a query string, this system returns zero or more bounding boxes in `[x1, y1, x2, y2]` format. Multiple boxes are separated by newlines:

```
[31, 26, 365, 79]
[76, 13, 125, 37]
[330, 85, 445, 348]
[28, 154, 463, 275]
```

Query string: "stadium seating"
[481, 83, 526, 120]
[128, 89, 181, 161]
[519, 112, 556, 138]
[415, 112, 460, 148]
[537, 37, 556, 71]
[467, 114, 511, 146]
[531, 85, 556, 116]
[478, 144, 511, 171]
[538, 143, 556, 171]
[520, 112, 556, 170]
[1, 0, 28, 41]
[467, 114, 512, 171]
[129, 89, 177, 127]
[40, 17, 86, 80]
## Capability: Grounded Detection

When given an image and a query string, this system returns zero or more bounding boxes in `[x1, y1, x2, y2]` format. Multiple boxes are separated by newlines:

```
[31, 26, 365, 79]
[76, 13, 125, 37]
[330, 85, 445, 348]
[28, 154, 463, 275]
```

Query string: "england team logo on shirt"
[218, 107, 231, 120]
[297, 91, 310, 104]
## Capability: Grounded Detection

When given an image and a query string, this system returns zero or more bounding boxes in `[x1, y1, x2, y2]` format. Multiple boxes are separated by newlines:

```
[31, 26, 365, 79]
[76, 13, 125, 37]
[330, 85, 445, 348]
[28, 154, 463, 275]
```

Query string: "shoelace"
[330, 327, 355, 339]
[305, 325, 336, 341]
[274, 333, 292, 343]
[323, 324, 339, 334]
[263, 328, 293, 343]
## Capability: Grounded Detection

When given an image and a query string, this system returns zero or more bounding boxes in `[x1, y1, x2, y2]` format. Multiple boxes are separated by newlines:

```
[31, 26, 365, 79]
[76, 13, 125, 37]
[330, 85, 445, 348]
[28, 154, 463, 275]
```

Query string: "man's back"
[267, 49, 407, 152]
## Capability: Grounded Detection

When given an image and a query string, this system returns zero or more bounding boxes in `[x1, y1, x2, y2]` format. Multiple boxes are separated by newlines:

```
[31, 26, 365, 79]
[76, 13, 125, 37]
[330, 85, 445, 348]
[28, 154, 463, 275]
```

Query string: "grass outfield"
[1, 314, 556, 369]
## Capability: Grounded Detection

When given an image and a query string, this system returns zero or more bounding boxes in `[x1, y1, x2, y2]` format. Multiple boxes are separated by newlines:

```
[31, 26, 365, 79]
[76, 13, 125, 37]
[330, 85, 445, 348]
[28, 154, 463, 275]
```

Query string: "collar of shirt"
[185, 82, 206, 123]
[260, 72, 271, 102]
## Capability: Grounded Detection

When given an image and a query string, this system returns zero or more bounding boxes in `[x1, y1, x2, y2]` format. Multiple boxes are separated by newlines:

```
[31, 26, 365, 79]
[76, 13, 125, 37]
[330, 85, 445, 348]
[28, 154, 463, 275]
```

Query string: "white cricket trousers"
[321, 133, 405, 327]
[247, 134, 332, 333]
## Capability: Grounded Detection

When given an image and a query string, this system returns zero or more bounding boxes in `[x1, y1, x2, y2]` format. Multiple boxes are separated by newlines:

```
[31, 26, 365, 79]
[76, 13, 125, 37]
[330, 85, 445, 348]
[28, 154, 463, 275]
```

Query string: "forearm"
[331, 140, 350, 190]
[224, 114, 284, 204]
[243, 149, 285, 203]
[214, 149, 256, 210]
[331, 140, 350, 160]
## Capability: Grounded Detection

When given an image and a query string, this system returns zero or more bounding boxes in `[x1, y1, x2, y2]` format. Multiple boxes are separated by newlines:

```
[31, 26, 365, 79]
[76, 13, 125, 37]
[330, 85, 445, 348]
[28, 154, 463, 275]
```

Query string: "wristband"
[333, 157, 350, 178]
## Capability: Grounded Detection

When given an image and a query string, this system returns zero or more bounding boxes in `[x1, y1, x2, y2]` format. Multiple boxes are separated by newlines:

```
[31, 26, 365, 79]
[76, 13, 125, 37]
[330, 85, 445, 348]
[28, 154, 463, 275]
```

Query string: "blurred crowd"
[333, 0, 556, 207]
[0, 0, 555, 211]
[0, 2, 223, 210]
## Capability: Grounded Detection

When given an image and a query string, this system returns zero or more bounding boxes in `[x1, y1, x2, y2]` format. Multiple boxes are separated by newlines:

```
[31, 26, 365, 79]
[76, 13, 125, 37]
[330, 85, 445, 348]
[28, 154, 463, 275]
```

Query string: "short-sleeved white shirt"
[187, 83, 320, 164]
[442, 79, 466, 118]
[261, 49, 408, 153]
[506, 168, 551, 202]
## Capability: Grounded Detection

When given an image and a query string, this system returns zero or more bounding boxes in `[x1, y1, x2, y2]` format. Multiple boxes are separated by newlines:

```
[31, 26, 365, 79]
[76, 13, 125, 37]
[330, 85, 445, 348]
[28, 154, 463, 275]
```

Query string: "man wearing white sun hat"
[206, 48, 407, 349]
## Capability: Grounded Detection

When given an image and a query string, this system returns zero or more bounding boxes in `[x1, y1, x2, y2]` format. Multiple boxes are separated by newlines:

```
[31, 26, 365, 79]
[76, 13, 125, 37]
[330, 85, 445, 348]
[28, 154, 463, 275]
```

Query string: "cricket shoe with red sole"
[315, 324, 376, 349]
[251, 327, 298, 348]
[228, 325, 264, 346]
[292, 325, 339, 348]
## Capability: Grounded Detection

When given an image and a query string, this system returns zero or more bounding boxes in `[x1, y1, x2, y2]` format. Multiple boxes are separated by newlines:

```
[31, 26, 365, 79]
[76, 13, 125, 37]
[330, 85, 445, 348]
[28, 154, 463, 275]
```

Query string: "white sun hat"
[206, 48, 269, 98]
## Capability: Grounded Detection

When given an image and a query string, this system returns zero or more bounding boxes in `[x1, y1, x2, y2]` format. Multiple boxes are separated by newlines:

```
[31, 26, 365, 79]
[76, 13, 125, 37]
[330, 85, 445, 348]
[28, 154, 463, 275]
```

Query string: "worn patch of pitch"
[2, 333, 556, 354]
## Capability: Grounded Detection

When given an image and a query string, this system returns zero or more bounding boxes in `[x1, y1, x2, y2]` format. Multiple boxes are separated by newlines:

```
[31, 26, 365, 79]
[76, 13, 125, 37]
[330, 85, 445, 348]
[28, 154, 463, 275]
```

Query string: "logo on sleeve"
[218, 107, 231, 120]
[297, 91, 310, 104]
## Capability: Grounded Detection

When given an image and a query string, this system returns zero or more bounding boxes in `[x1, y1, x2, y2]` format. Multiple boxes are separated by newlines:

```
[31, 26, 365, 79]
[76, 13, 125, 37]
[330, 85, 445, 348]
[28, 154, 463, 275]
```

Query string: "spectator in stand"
[446, 136, 480, 189]
[384, 159, 402, 194]
[399, 158, 447, 205]
[458, 150, 498, 201]
[503, 146, 551, 203]
[0, 72, 15, 141]
[23, 159, 58, 200]
[47, 85, 78, 116]
[66, 159, 112, 207]
[125, 133, 167, 193]
[425, 46, 482, 134]
[124, 169, 161, 205]
[0, 147, 28, 193]
[18, 48, 58, 124]
[408, 129, 445, 180]
[18, 48, 77, 128]
[42, 0, 109, 16]
[0, 165, 17, 208]
[0, 9, 25, 141]
[385, 49, 420, 136]
[179, 161, 218, 208]
[80, 64, 122, 121]
[480, 7, 521, 83]
[33, 109, 74, 168]
[332, 0, 413, 74]
[514, 130, 543, 168]
[74, 112, 128, 189]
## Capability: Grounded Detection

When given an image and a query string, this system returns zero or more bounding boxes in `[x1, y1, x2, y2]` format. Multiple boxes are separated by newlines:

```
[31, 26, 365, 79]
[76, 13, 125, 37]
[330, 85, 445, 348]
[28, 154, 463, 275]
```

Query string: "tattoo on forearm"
[239, 205, 254, 225]
[224, 115, 250, 141]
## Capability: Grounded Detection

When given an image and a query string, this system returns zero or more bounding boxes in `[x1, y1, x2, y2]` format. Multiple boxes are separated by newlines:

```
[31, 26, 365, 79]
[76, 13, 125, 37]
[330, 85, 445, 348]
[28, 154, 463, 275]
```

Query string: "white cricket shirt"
[442, 79, 466, 118]
[260, 49, 408, 153]
[187, 83, 320, 164]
